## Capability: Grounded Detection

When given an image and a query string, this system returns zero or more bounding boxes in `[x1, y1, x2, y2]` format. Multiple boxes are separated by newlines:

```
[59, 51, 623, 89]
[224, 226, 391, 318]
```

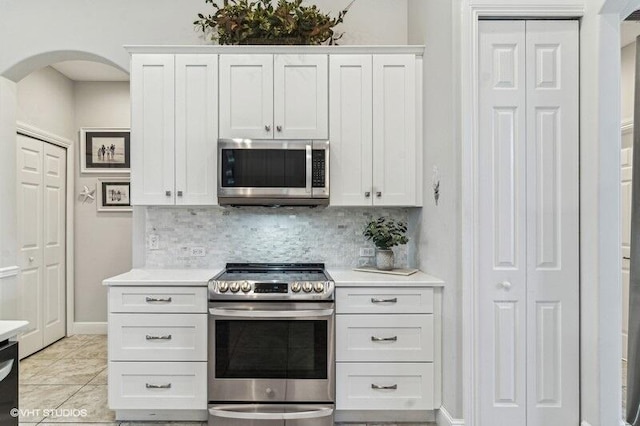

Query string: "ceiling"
[51, 60, 129, 82]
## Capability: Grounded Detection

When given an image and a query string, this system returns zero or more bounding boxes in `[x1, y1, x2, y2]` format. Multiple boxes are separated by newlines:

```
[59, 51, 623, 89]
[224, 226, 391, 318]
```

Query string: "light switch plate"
[148, 234, 159, 250]
[359, 247, 375, 257]
[191, 247, 206, 257]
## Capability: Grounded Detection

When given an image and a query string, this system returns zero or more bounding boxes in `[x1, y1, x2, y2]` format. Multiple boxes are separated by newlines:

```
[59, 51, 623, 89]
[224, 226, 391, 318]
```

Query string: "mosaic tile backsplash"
[145, 206, 415, 269]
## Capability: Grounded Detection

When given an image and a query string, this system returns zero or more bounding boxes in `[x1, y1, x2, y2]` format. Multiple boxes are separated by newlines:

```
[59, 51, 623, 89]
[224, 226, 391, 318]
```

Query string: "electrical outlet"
[359, 247, 375, 257]
[148, 234, 159, 250]
[191, 247, 206, 257]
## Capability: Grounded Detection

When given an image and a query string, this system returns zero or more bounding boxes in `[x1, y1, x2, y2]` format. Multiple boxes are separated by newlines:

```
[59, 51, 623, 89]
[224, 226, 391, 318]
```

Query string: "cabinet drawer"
[108, 361, 207, 410]
[336, 288, 433, 314]
[109, 286, 207, 313]
[336, 314, 433, 362]
[336, 363, 434, 410]
[109, 313, 207, 361]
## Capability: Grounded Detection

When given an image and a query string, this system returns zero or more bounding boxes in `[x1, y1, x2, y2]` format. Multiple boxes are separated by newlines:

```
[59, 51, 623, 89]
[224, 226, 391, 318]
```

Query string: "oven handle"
[208, 406, 333, 420]
[209, 307, 334, 318]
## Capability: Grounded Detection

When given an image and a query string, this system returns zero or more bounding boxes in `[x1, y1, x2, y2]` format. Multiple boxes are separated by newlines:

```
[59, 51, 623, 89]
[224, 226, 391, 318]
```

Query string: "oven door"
[208, 302, 335, 403]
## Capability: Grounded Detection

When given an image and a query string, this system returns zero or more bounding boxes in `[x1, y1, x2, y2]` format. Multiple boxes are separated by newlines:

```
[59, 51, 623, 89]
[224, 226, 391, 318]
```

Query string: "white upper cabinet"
[219, 54, 274, 139]
[330, 54, 420, 206]
[175, 54, 218, 205]
[219, 54, 328, 139]
[329, 55, 373, 206]
[274, 54, 328, 139]
[131, 54, 176, 205]
[372, 55, 417, 206]
[131, 54, 218, 206]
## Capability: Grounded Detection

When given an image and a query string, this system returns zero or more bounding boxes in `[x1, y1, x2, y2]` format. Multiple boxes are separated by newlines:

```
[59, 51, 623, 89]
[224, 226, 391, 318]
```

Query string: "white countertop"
[0, 321, 29, 341]
[328, 269, 444, 287]
[103, 268, 220, 286]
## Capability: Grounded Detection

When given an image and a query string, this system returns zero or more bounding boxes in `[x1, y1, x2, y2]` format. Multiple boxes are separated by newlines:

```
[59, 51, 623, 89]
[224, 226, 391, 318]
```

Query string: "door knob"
[165, 190, 172, 197]
[177, 191, 183, 197]
[265, 125, 271, 132]
[500, 281, 512, 290]
[29, 257, 34, 263]
[365, 192, 371, 198]
[376, 191, 382, 197]
[276, 125, 282, 132]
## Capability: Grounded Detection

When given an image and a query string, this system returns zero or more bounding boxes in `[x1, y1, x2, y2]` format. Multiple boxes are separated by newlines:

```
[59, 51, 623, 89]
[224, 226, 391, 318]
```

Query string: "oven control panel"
[209, 279, 334, 300]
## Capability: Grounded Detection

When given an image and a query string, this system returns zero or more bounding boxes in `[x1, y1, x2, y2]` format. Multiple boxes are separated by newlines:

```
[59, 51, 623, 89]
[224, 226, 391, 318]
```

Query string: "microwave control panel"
[312, 150, 326, 188]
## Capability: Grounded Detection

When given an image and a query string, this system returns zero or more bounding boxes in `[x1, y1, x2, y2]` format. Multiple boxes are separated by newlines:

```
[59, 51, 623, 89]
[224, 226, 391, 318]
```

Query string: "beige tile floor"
[18, 335, 205, 426]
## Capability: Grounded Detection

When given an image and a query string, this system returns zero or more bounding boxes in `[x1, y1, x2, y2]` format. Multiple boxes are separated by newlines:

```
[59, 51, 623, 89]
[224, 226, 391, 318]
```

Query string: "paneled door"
[477, 20, 579, 426]
[17, 134, 67, 358]
[622, 145, 633, 360]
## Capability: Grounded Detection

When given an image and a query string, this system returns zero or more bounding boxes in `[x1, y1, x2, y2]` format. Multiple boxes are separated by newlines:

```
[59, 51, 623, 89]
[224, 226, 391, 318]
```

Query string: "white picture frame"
[96, 178, 132, 212]
[80, 127, 130, 174]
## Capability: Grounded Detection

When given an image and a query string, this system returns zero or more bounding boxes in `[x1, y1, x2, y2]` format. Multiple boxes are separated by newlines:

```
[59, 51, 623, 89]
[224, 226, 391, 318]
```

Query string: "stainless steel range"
[208, 263, 335, 426]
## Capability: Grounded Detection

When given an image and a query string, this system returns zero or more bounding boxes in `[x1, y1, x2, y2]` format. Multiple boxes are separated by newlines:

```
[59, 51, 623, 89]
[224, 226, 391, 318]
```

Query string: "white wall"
[15, 68, 132, 324]
[407, 0, 462, 419]
[74, 81, 131, 323]
[0, 0, 408, 80]
[622, 42, 636, 125]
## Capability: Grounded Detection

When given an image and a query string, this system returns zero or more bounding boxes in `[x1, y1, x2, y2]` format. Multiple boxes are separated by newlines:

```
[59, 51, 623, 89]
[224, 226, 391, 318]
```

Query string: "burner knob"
[302, 282, 313, 293]
[218, 281, 229, 293]
[291, 282, 302, 293]
[230, 282, 240, 293]
[241, 281, 251, 293]
[314, 282, 325, 293]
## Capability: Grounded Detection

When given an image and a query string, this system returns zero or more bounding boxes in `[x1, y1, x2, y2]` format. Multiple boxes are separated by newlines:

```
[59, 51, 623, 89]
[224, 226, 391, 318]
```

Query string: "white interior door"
[17, 134, 45, 358]
[524, 20, 579, 426]
[17, 134, 66, 358]
[478, 20, 579, 426]
[622, 146, 633, 360]
[42, 142, 66, 346]
[478, 20, 528, 425]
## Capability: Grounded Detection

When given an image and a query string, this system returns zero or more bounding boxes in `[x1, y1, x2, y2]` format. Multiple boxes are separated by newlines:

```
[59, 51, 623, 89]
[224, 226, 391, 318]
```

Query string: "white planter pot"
[375, 249, 394, 271]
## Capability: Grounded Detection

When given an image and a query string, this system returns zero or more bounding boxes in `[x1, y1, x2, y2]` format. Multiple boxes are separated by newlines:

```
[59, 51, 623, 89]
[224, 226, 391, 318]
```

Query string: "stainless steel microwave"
[218, 139, 329, 206]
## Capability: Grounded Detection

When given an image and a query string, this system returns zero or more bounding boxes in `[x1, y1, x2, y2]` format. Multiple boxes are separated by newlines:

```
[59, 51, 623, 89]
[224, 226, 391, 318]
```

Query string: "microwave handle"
[306, 143, 312, 194]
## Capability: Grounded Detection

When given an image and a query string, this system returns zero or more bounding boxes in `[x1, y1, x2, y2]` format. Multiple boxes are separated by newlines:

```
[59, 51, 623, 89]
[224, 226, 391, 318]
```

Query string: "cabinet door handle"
[145, 296, 172, 303]
[376, 191, 382, 197]
[365, 192, 371, 198]
[177, 191, 183, 197]
[165, 190, 172, 197]
[145, 334, 172, 340]
[371, 384, 397, 390]
[146, 383, 172, 389]
[276, 125, 282, 132]
[371, 336, 398, 342]
[265, 125, 271, 132]
[371, 297, 397, 304]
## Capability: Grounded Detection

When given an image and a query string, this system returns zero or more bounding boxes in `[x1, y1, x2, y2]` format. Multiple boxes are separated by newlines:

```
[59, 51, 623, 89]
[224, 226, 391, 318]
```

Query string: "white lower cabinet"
[107, 285, 207, 421]
[335, 285, 441, 421]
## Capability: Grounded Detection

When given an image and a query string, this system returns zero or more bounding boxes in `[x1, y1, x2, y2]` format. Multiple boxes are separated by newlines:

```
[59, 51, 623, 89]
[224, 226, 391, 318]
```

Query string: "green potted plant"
[194, 0, 355, 45]
[363, 217, 408, 271]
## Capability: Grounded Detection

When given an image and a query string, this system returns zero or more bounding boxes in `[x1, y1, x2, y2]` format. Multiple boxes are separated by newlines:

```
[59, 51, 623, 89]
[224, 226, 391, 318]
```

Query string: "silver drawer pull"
[371, 297, 398, 304]
[371, 384, 398, 390]
[145, 334, 172, 340]
[145, 297, 172, 303]
[371, 336, 398, 342]
[146, 383, 172, 389]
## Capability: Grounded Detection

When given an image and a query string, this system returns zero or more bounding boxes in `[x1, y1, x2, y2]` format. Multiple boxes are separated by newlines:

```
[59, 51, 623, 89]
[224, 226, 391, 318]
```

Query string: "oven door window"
[221, 149, 306, 188]
[215, 320, 327, 379]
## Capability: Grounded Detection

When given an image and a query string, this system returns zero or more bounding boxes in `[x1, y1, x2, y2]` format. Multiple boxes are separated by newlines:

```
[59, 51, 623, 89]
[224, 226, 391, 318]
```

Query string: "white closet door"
[42, 143, 66, 346]
[17, 134, 45, 358]
[478, 20, 528, 426]
[329, 55, 373, 206]
[175, 54, 218, 205]
[524, 20, 579, 426]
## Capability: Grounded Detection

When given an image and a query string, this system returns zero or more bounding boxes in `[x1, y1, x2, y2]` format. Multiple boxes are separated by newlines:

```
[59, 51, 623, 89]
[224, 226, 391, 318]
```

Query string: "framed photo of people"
[97, 178, 132, 212]
[80, 128, 130, 174]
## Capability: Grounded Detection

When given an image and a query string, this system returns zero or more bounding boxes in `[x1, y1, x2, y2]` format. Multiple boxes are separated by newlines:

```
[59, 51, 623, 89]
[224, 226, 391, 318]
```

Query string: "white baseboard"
[72, 322, 107, 335]
[437, 407, 464, 426]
